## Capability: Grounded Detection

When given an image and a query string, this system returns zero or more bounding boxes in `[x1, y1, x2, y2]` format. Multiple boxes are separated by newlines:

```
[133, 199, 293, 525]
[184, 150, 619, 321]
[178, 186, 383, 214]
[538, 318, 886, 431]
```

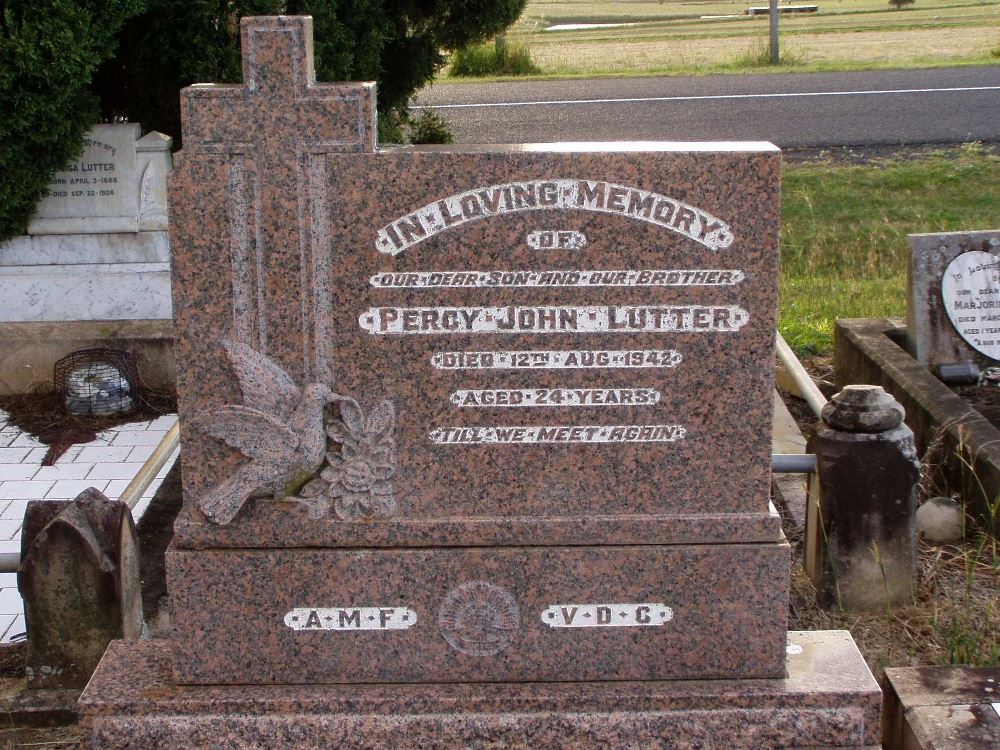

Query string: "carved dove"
[187, 340, 335, 525]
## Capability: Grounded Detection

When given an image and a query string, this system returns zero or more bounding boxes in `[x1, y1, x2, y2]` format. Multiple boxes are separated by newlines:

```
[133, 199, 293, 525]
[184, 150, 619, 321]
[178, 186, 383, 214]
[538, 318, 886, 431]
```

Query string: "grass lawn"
[441, 0, 999, 79]
[779, 144, 1000, 354]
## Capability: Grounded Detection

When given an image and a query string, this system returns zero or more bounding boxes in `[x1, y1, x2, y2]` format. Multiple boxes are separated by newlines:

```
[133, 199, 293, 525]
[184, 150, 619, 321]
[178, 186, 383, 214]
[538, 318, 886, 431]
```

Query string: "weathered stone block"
[18, 489, 142, 689]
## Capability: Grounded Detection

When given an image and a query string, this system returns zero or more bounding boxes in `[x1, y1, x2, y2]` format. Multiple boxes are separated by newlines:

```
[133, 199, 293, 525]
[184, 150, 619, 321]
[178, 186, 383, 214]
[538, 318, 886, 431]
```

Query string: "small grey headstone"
[940, 250, 1000, 361]
[27, 123, 172, 235]
[907, 230, 1000, 367]
[18, 489, 143, 689]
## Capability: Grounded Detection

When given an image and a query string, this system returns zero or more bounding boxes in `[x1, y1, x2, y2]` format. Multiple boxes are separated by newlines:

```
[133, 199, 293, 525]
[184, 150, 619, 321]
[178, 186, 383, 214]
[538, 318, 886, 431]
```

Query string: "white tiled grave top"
[0, 408, 179, 644]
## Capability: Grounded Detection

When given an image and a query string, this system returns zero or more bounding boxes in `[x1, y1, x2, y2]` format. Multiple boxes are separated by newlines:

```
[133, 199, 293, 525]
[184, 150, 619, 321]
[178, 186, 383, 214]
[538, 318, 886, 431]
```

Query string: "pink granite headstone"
[162, 15, 791, 685]
[80, 16, 881, 749]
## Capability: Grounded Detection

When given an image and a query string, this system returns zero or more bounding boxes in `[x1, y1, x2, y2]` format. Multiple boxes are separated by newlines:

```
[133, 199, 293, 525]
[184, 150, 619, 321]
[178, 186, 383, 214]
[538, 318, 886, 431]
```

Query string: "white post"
[769, 0, 779, 63]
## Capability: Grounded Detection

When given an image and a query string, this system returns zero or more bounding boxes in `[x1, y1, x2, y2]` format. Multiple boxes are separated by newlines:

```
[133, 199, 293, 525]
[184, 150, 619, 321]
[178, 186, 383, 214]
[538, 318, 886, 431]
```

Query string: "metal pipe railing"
[775, 331, 828, 418]
[0, 553, 19, 573]
[0, 421, 181, 574]
[772, 453, 816, 474]
[119, 421, 180, 510]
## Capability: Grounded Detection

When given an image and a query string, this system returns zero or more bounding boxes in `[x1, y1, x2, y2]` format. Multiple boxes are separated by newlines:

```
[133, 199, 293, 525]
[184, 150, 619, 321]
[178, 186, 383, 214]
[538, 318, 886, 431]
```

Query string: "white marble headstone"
[28, 123, 172, 235]
[941, 251, 1000, 361]
[0, 123, 174, 324]
[907, 230, 1000, 367]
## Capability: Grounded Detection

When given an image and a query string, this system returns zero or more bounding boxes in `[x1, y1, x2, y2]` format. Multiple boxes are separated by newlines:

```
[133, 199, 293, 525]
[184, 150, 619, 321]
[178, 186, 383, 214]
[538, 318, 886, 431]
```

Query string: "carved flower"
[299, 397, 397, 521]
[292, 396, 397, 520]
[339, 456, 377, 493]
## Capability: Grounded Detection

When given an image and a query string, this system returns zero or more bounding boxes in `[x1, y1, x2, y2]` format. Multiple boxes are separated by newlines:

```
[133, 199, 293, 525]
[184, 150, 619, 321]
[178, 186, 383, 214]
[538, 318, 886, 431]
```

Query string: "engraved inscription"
[527, 229, 587, 250]
[40, 135, 122, 209]
[541, 603, 673, 628]
[429, 424, 686, 445]
[375, 179, 734, 255]
[369, 269, 744, 288]
[360, 305, 748, 335]
[942, 250, 1000, 360]
[450, 388, 660, 407]
[438, 581, 520, 656]
[431, 349, 683, 370]
[284, 606, 417, 631]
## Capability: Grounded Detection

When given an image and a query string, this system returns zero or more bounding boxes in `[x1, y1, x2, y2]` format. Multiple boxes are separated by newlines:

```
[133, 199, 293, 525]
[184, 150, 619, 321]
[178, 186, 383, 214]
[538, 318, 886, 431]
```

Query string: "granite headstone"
[162, 45, 788, 683]
[907, 229, 1000, 368]
[80, 17, 880, 748]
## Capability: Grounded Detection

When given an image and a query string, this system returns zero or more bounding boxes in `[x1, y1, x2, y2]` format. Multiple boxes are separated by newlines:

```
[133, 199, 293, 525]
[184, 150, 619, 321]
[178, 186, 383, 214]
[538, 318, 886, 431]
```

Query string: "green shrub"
[0, 0, 143, 241]
[377, 109, 408, 145]
[93, 0, 528, 146]
[407, 110, 454, 144]
[888, 0, 914, 7]
[451, 37, 540, 77]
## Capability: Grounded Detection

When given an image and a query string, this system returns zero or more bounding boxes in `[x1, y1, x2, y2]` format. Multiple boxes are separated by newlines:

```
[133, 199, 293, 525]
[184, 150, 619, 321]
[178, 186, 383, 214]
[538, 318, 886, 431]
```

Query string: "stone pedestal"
[81, 631, 881, 750]
[806, 386, 920, 611]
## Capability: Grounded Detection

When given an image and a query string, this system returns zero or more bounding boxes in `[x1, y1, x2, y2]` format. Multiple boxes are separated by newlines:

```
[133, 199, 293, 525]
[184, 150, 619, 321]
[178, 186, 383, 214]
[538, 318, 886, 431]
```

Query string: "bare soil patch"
[0, 391, 175, 465]
[952, 382, 1000, 429]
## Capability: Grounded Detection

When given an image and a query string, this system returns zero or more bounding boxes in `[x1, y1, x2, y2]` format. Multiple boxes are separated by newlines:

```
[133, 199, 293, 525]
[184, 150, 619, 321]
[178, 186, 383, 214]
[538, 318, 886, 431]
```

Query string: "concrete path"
[0, 409, 179, 643]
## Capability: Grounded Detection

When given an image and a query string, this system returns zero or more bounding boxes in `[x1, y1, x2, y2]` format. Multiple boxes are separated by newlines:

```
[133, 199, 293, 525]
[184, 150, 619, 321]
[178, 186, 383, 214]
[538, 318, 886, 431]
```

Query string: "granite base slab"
[168, 540, 789, 685]
[883, 666, 1000, 750]
[80, 630, 881, 750]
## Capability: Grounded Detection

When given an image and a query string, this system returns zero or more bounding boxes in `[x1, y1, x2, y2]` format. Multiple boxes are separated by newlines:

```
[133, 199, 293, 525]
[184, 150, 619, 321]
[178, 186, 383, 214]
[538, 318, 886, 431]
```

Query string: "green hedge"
[93, 0, 529, 145]
[0, 1, 142, 241]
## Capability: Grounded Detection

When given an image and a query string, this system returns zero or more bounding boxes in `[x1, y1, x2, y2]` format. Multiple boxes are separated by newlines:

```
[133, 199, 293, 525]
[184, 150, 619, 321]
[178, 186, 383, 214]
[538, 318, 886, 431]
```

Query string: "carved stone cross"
[172, 15, 375, 382]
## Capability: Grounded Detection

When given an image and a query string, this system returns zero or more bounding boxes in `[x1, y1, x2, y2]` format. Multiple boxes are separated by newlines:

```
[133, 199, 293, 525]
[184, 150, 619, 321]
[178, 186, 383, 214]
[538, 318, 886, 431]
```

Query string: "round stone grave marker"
[941, 250, 1000, 361]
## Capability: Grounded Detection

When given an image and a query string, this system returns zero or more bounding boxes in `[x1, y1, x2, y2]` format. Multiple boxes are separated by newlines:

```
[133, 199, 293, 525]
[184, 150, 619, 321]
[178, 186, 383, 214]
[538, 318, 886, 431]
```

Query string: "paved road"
[412, 66, 1000, 147]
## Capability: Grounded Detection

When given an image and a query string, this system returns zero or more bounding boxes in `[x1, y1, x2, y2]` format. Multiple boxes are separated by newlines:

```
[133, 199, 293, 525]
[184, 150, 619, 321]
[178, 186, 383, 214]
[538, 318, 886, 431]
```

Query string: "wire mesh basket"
[54, 348, 138, 417]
